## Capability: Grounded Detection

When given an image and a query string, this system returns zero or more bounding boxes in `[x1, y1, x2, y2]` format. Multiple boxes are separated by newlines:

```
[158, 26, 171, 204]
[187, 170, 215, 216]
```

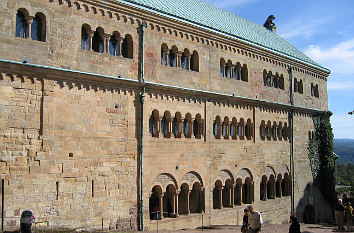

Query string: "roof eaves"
[115, 0, 330, 74]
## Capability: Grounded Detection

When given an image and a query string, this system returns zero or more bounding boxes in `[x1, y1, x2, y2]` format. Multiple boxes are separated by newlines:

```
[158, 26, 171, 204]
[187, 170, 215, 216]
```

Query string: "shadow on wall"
[295, 182, 334, 224]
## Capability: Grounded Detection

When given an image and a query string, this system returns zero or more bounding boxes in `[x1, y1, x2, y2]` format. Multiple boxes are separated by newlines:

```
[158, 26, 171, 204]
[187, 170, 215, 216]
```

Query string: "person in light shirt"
[247, 205, 263, 233]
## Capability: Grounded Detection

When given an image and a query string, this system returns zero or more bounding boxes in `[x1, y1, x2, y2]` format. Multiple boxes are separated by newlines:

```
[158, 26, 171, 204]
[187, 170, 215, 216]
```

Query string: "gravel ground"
[144, 224, 354, 233]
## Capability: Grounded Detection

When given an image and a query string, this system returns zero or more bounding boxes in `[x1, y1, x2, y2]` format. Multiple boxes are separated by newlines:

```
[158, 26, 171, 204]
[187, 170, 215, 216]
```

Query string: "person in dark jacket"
[241, 208, 249, 233]
[289, 214, 300, 233]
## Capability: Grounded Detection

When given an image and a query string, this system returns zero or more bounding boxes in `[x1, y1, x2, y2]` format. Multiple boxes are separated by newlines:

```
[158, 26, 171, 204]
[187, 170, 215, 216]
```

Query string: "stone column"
[187, 55, 191, 70]
[239, 184, 243, 204]
[25, 16, 34, 39]
[88, 30, 95, 51]
[117, 36, 123, 56]
[230, 185, 235, 207]
[104, 34, 111, 53]
[175, 190, 180, 217]
[159, 194, 164, 219]
[171, 192, 176, 215]
[278, 180, 282, 198]
[200, 187, 205, 213]
[177, 52, 182, 68]
[219, 187, 223, 209]
[186, 191, 191, 215]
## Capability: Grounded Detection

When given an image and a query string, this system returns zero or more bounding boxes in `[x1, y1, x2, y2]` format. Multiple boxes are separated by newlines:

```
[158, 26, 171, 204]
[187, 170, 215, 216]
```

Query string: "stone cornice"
[0, 59, 323, 116]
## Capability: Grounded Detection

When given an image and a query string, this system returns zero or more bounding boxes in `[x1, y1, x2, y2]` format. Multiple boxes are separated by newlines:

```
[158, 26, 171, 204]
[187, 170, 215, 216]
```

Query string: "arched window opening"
[169, 46, 177, 67]
[266, 121, 271, 140]
[161, 44, 168, 66]
[92, 29, 104, 53]
[279, 75, 285, 89]
[190, 182, 203, 213]
[283, 173, 290, 196]
[235, 63, 241, 80]
[149, 110, 160, 137]
[230, 117, 237, 140]
[267, 175, 275, 199]
[161, 111, 171, 138]
[263, 70, 268, 86]
[213, 116, 221, 139]
[294, 78, 299, 92]
[272, 122, 277, 140]
[283, 122, 288, 140]
[16, 10, 28, 38]
[245, 119, 253, 140]
[162, 185, 176, 218]
[149, 185, 162, 220]
[31, 13, 46, 41]
[222, 117, 229, 139]
[260, 176, 267, 201]
[190, 50, 199, 72]
[213, 180, 222, 209]
[241, 64, 248, 82]
[178, 183, 189, 215]
[298, 80, 303, 94]
[122, 34, 133, 59]
[234, 178, 242, 205]
[242, 178, 252, 204]
[181, 49, 190, 70]
[193, 114, 203, 139]
[276, 174, 282, 198]
[172, 112, 182, 138]
[259, 120, 265, 140]
[225, 61, 232, 78]
[183, 113, 192, 138]
[273, 74, 279, 88]
[109, 33, 120, 56]
[219, 58, 225, 77]
[222, 179, 233, 208]
[81, 24, 90, 50]
[238, 118, 245, 139]
[277, 122, 283, 140]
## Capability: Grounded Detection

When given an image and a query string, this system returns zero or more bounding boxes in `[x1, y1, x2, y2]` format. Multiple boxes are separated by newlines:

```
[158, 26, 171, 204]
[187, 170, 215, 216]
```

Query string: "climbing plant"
[308, 111, 336, 203]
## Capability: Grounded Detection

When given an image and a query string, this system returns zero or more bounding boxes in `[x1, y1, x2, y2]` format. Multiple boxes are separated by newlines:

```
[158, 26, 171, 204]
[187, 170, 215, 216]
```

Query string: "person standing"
[334, 199, 345, 230]
[241, 208, 249, 233]
[344, 202, 353, 230]
[289, 214, 301, 233]
[247, 205, 262, 233]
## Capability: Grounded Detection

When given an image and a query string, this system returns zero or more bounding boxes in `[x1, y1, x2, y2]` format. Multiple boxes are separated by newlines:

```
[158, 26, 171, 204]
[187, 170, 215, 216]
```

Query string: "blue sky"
[204, 0, 354, 139]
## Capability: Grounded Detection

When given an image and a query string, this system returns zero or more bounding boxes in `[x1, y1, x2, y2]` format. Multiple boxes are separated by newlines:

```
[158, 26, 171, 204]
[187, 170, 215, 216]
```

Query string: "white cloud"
[278, 18, 328, 40]
[331, 114, 354, 139]
[203, 0, 261, 8]
[305, 39, 354, 75]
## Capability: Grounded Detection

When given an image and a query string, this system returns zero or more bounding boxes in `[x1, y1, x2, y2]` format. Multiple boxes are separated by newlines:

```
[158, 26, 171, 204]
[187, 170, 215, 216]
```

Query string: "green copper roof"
[116, 0, 330, 73]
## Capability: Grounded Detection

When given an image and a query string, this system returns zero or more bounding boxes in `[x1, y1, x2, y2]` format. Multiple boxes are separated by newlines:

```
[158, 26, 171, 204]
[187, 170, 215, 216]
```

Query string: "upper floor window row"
[311, 83, 319, 98]
[213, 116, 253, 140]
[220, 58, 248, 82]
[263, 70, 285, 90]
[149, 110, 204, 139]
[81, 24, 133, 59]
[260, 120, 289, 141]
[161, 44, 199, 72]
[15, 9, 46, 42]
[294, 78, 303, 94]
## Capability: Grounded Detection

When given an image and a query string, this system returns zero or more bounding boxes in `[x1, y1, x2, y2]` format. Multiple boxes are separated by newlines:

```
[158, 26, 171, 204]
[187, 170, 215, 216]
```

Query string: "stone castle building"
[0, 0, 331, 231]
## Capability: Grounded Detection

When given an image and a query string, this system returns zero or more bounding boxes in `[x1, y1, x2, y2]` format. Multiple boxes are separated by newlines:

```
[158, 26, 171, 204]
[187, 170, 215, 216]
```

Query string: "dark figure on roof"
[264, 15, 276, 32]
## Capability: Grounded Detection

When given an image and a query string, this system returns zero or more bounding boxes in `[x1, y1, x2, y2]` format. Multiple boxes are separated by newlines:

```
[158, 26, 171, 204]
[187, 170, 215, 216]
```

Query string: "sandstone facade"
[0, 0, 331, 231]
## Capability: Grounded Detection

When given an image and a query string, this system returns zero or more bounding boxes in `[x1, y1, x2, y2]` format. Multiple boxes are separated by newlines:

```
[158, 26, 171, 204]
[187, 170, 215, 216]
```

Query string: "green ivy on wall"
[308, 111, 336, 203]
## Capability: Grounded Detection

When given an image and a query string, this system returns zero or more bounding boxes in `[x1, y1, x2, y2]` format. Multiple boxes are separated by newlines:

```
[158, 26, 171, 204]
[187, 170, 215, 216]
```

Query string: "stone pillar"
[240, 184, 243, 204]
[201, 187, 205, 213]
[171, 192, 176, 215]
[186, 191, 191, 215]
[117, 36, 123, 56]
[187, 55, 191, 70]
[159, 194, 164, 219]
[104, 34, 111, 53]
[25, 16, 34, 39]
[278, 180, 282, 198]
[88, 30, 95, 51]
[177, 52, 182, 68]
[230, 185, 234, 207]
[219, 187, 223, 209]
[175, 190, 180, 217]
